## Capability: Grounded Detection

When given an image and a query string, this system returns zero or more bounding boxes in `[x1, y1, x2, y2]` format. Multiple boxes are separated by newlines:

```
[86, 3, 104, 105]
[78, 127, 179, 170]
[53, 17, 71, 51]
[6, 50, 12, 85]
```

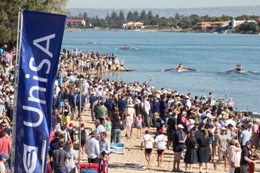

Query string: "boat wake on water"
[161, 68, 199, 72]
[224, 70, 260, 75]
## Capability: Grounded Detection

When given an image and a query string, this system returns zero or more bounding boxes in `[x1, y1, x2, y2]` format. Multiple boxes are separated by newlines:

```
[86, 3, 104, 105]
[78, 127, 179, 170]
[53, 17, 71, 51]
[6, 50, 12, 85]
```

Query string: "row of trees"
[77, 10, 260, 32]
[235, 22, 260, 33]
[0, 0, 68, 48]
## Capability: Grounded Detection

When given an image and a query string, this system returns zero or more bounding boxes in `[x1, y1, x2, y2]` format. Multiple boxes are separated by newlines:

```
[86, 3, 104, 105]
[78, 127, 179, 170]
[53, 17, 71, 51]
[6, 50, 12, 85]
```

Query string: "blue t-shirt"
[173, 130, 184, 152]
[0, 48, 4, 56]
[240, 130, 251, 146]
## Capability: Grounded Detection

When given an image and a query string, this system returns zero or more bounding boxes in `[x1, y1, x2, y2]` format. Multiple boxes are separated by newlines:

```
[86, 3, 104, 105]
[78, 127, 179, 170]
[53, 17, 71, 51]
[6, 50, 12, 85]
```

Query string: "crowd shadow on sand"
[109, 162, 170, 172]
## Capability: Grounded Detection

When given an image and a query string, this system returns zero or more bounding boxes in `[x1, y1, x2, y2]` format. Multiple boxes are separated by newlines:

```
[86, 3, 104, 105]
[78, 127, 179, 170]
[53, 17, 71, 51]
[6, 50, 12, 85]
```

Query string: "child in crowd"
[249, 145, 259, 173]
[136, 114, 143, 138]
[99, 150, 109, 173]
[105, 117, 111, 142]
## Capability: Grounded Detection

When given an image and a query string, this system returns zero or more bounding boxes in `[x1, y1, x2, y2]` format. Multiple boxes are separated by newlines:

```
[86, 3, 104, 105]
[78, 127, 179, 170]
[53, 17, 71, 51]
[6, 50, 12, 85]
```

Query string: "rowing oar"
[161, 68, 174, 72]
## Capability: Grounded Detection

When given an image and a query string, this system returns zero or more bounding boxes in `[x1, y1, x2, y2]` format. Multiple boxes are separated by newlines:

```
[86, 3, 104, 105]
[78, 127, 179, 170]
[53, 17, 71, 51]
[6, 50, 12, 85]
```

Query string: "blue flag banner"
[14, 11, 66, 173]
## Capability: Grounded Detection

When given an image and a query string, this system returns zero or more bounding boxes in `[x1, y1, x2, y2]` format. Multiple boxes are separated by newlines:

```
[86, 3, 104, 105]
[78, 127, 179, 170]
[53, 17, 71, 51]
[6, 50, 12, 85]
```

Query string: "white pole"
[41, 140, 47, 173]
[78, 78, 82, 170]
[11, 9, 23, 173]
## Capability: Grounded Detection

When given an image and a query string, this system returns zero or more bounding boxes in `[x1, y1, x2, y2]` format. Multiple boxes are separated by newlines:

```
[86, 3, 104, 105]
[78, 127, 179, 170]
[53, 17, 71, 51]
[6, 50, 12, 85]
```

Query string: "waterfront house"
[122, 22, 144, 29]
[66, 18, 86, 28]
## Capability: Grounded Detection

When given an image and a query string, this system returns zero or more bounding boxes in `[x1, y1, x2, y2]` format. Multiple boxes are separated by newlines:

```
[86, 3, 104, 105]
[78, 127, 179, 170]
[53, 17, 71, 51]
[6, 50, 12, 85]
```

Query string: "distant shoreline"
[65, 28, 260, 35]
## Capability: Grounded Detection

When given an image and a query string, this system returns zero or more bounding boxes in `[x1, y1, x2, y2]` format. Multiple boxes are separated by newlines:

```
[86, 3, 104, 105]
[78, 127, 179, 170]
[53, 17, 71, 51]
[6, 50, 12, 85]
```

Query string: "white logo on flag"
[23, 144, 38, 173]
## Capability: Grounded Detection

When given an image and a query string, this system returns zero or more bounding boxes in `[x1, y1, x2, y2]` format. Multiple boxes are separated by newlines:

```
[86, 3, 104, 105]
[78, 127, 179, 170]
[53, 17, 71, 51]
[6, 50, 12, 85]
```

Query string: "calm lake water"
[62, 30, 260, 112]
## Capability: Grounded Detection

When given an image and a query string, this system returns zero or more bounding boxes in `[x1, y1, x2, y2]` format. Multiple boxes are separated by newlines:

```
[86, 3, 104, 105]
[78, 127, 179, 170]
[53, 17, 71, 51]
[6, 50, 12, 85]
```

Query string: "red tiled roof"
[212, 21, 229, 25]
[66, 19, 84, 23]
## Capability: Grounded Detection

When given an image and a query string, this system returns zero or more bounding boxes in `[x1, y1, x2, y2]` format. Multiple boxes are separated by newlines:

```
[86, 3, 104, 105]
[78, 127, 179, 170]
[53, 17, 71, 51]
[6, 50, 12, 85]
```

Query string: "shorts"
[167, 131, 173, 142]
[218, 150, 225, 160]
[157, 150, 164, 155]
[136, 124, 142, 129]
[63, 116, 70, 124]
[145, 148, 152, 154]
[174, 152, 182, 160]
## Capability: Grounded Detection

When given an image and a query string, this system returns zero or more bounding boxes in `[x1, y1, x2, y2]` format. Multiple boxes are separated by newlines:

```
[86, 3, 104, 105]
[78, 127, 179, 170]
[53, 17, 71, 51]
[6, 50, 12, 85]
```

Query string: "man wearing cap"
[0, 153, 8, 172]
[240, 141, 255, 173]
[172, 124, 185, 172]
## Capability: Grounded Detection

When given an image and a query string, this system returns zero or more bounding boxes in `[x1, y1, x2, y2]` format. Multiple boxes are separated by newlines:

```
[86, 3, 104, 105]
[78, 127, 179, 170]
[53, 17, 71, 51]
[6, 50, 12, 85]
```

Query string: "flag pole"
[11, 9, 23, 173]
[78, 74, 83, 170]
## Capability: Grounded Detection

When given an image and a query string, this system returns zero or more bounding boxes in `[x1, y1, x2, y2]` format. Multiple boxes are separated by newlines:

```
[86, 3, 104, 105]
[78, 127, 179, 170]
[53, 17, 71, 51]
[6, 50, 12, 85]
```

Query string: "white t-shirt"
[0, 162, 5, 173]
[143, 134, 154, 149]
[155, 134, 168, 150]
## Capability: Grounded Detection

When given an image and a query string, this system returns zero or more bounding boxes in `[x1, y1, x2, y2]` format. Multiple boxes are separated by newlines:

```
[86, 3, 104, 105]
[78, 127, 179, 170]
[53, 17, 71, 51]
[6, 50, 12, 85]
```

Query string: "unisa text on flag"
[11, 10, 66, 173]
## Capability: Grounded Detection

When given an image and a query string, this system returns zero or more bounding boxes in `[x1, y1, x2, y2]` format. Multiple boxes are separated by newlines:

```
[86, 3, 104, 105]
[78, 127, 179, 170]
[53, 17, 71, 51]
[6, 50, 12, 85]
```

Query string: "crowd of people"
[60, 48, 125, 75]
[0, 46, 259, 173]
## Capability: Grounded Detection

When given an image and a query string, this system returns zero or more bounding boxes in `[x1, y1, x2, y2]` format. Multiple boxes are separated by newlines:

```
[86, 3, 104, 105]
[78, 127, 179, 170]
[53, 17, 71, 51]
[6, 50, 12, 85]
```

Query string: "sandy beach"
[78, 106, 260, 173]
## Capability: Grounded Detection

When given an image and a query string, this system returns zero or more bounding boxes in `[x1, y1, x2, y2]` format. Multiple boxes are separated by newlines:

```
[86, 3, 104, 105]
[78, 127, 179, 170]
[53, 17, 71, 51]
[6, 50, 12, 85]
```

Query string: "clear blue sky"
[67, 0, 260, 8]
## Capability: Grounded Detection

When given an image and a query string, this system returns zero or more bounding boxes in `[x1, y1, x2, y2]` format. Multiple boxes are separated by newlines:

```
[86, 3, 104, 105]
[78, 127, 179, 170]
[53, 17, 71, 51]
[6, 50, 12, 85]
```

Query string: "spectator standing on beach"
[118, 95, 127, 119]
[141, 130, 154, 167]
[89, 92, 97, 121]
[62, 99, 71, 127]
[125, 113, 132, 139]
[240, 124, 251, 146]
[0, 130, 11, 171]
[85, 131, 100, 163]
[184, 130, 198, 173]
[0, 153, 8, 173]
[141, 95, 151, 128]
[154, 129, 168, 168]
[112, 114, 121, 143]
[136, 114, 143, 138]
[99, 151, 109, 173]
[53, 140, 68, 173]
[80, 123, 87, 156]
[166, 111, 177, 149]
[125, 103, 136, 137]
[248, 144, 258, 173]
[154, 112, 165, 135]
[240, 141, 255, 173]
[197, 129, 211, 173]
[99, 132, 110, 160]
[225, 139, 241, 173]
[172, 124, 185, 172]
[65, 140, 76, 173]
[97, 101, 107, 125]
[251, 119, 260, 150]
[105, 117, 112, 142]
[215, 127, 228, 171]
[160, 94, 168, 122]
[95, 119, 105, 140]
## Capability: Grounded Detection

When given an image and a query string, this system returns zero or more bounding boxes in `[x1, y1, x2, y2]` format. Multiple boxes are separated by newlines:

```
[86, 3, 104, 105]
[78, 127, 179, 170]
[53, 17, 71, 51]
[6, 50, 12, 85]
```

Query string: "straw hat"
[177, 124, 184, 129]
